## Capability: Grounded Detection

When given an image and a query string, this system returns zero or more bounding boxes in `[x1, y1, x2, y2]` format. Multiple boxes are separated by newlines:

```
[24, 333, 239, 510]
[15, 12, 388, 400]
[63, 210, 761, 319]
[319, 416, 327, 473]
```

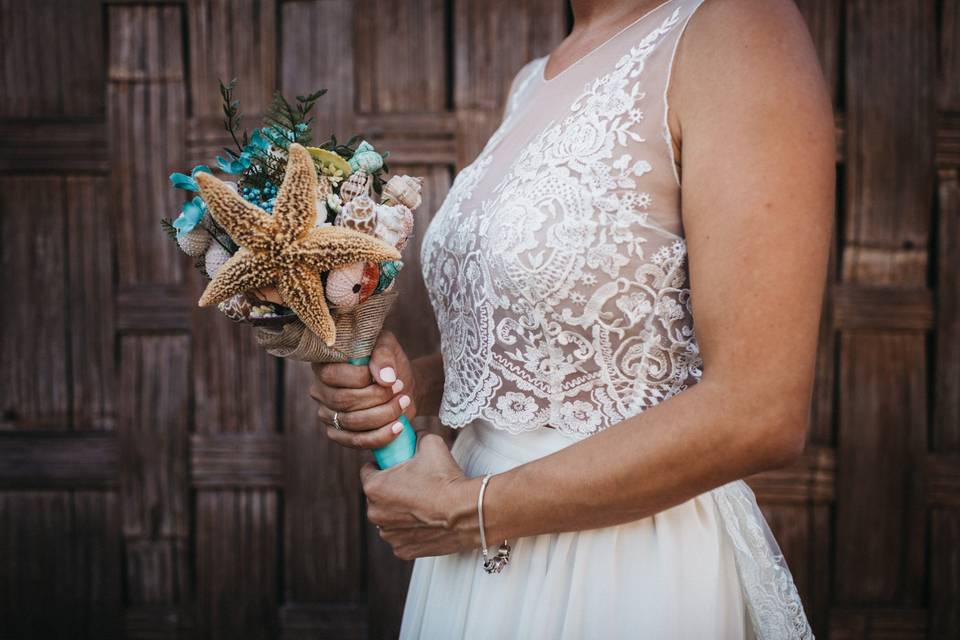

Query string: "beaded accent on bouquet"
[420, 7, 703, 440]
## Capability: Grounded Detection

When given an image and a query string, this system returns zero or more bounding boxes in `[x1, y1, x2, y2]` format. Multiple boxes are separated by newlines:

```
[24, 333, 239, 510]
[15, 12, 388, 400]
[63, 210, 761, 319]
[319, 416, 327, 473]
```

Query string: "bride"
[309, 0, 834, 637]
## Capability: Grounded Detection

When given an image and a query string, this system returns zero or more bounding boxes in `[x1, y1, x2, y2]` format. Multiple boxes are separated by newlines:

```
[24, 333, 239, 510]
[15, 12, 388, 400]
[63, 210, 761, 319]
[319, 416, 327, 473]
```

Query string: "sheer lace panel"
[421, 2, 700, 439]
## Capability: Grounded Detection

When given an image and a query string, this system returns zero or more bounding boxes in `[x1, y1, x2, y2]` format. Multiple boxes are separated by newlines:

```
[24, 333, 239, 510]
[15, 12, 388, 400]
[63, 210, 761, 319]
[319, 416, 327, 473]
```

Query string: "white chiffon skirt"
[399, 419, 815, 639]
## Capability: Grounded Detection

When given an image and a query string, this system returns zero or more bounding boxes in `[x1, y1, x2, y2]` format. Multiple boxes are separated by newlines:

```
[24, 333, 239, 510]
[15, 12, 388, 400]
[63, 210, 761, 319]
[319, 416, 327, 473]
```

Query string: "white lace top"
[421, 0, 704, 439]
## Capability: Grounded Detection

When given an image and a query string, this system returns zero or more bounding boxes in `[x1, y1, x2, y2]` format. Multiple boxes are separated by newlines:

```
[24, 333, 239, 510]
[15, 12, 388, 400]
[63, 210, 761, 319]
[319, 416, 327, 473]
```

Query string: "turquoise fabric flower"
[172, 196, 207, 238]
[169, 165, 212, 192]
[216, 129, 273, 174]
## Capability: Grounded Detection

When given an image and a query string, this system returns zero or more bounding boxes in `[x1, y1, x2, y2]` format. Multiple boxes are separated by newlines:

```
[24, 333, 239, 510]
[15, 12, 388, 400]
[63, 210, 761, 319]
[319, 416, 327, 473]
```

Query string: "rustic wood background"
[0, 0, 957, 638]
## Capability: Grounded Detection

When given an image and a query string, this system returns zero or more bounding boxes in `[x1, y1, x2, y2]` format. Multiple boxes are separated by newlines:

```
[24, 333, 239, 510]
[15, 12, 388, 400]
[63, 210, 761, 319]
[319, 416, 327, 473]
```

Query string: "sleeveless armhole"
[663, 0, 708, 187]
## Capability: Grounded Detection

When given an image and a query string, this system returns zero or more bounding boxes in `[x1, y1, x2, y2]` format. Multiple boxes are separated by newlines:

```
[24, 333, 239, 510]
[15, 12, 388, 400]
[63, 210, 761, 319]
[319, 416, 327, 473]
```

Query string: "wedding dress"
[403, 0, 814, 637]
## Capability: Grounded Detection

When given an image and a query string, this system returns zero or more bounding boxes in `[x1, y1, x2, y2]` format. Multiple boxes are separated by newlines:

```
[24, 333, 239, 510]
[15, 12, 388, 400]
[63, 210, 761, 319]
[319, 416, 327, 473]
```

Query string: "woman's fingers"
[322, 392, 411, 433]
[325, 420, 405, 450]
[311, 362, 373, 389]
[311, 382, 395, 412]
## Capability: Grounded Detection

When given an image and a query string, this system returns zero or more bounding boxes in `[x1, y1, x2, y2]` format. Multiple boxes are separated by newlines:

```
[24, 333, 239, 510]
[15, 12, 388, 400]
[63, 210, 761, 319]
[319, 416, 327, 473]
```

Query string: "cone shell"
[374, 203, 415, 250]
[339, 170, 371, 204]
[381, 175, 423, 210]
[177, 226, 211, 257]
[335, 195, 378, 234]
[325, 261, 381, 309]
[204, 243, 232, 278]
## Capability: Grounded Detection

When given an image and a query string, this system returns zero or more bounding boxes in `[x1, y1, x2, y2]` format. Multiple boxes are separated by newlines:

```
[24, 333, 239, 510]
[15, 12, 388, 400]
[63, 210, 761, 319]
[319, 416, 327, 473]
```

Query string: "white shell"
[204, 243, 231, 278]
[339, 170, 371, 204]
[381, 175, 423, 210]
[336, 195, 378, 234]
[374, 203, 415, 249]
[176, 227, 211, 257]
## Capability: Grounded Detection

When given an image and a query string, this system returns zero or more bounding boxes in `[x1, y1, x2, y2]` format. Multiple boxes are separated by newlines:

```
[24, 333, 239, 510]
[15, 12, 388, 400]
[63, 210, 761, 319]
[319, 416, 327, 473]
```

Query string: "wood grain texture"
[452, 0, 566, 165]
[191, 310, 279, 434]
[934, 168, 960, 450]
[66, 177, 116, 431]
[0, 491, 121, 639]
[844, 0, 936, 282]
[939, 0, 960, 110]
[188, 0, 277, 119]
[282, 360, 364, 603]
[280, 0, 356, 144]
[108, 4, 187, 286]
[0, 432, 117, 487]
[356, 0, 447, 113]
[0, 176, 70, 431]
[196, 490, 279, 640]
[0, 0, 104, 118]
[836, 333, 927, 605]
[119, 335, 190, 540]
[930, 508, 960, 638]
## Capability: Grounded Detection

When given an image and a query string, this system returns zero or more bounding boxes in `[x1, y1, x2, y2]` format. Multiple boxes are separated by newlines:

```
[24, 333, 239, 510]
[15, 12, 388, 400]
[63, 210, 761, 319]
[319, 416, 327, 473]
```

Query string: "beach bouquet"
[163, 80, 423, 468]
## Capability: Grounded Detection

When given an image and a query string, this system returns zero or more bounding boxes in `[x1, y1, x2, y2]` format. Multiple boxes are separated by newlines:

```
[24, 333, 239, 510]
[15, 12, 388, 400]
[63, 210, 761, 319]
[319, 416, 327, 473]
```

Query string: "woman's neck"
[569, 0, 666, 31]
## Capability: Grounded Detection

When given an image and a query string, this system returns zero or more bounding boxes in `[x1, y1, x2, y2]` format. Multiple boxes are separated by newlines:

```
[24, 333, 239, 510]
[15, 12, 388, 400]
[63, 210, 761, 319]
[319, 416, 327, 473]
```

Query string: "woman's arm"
[362, 0, 835, 559]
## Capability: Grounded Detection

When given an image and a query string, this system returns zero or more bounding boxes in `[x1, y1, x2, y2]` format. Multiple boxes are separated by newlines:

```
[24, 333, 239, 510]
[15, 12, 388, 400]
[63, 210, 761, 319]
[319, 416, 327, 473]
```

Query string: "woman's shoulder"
[667, 0, 833, 155]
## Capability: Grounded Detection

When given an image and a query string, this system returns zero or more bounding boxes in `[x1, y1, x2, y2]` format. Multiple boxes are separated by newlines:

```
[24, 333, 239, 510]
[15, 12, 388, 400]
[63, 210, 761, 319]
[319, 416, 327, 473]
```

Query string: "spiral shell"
[204, 243, 231, 278]
[325, 261, 381, 309]
[339, 170, 371, 204]
[381, 175, 423, 210]
[374, 203, 415, 250]
[375, 260, 404, 293]
[177, 226, 211, 257]
[335, 195, 378, 234]
[348, 140, 384, 174]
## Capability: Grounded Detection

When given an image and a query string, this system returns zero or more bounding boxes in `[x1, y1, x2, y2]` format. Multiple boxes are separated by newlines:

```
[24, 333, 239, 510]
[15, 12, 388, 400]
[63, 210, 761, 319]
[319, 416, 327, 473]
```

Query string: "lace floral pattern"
[712, 481, 816, 639]
[421, 8, 702, 439]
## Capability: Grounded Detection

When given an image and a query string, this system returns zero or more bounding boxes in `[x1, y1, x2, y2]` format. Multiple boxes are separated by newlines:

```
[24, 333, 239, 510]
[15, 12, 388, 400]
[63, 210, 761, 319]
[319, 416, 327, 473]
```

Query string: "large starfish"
[195, 143, 401, 345]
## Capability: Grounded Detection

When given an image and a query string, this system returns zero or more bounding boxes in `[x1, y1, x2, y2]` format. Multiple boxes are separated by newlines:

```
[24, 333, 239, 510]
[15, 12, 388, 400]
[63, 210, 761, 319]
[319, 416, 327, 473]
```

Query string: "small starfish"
[196, 143, 401, 345]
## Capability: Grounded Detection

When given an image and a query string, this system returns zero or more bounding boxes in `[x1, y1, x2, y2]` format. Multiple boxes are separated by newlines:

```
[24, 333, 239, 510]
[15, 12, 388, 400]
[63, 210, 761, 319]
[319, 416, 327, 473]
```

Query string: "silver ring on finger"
[333, 411, 343, 431]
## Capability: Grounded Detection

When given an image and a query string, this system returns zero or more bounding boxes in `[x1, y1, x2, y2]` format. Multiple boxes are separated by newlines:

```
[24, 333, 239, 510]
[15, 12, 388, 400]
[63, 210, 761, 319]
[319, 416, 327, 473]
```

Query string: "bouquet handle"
[348, 355, 417, 469]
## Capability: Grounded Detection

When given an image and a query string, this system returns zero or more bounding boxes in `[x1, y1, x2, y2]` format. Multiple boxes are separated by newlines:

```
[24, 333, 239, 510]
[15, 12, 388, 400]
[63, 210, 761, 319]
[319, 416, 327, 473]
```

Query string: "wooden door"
[0, 1, 957, 638]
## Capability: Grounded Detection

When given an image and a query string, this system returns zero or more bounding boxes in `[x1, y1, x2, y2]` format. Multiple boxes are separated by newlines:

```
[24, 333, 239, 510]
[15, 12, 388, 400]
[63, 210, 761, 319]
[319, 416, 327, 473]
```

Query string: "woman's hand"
[309, 330, 417, 450]
[362, 433, 479, 560]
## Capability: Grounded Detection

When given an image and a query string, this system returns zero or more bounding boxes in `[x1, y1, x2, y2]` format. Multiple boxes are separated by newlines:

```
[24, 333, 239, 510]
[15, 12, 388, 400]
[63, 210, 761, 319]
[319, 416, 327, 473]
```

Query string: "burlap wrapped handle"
[254, 290, 399, 363]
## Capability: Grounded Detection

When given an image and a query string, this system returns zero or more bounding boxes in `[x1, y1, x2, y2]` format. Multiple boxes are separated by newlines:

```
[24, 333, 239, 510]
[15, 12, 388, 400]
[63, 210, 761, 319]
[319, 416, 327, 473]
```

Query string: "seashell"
[218, 292, 251, 322]
[315, 176, 334, 223]
[305, 147, 353, 178]
[381, 175, 423, 210]
[177, 226, 211, 257]
[374, 203, 415, 249]
[348, 140, 384, 174]
[375, 260, 404, 293]
[325, 261, 381, 309]
[204, 243, 232, 278]
[339, 170, 371, 204]
[316, 175, 332, 199]
[335, 194, 378, 234]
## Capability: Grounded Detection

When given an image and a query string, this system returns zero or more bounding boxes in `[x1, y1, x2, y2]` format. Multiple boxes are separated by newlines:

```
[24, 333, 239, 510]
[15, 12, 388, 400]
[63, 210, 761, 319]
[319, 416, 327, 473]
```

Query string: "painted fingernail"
[392, 379, 404, 394]
[399, 395, 411, 410]
[380, 367, 397, 383]
[391, 422, 404, 434]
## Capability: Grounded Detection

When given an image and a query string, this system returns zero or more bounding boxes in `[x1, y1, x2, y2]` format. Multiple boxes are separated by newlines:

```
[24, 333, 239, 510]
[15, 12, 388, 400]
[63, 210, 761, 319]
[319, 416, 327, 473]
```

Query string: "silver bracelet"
[477, 473, 511, 574]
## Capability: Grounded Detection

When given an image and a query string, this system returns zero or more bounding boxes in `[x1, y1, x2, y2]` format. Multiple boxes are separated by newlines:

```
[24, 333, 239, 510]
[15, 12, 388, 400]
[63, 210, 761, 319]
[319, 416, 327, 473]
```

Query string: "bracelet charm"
[477, 473, 511, 574]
